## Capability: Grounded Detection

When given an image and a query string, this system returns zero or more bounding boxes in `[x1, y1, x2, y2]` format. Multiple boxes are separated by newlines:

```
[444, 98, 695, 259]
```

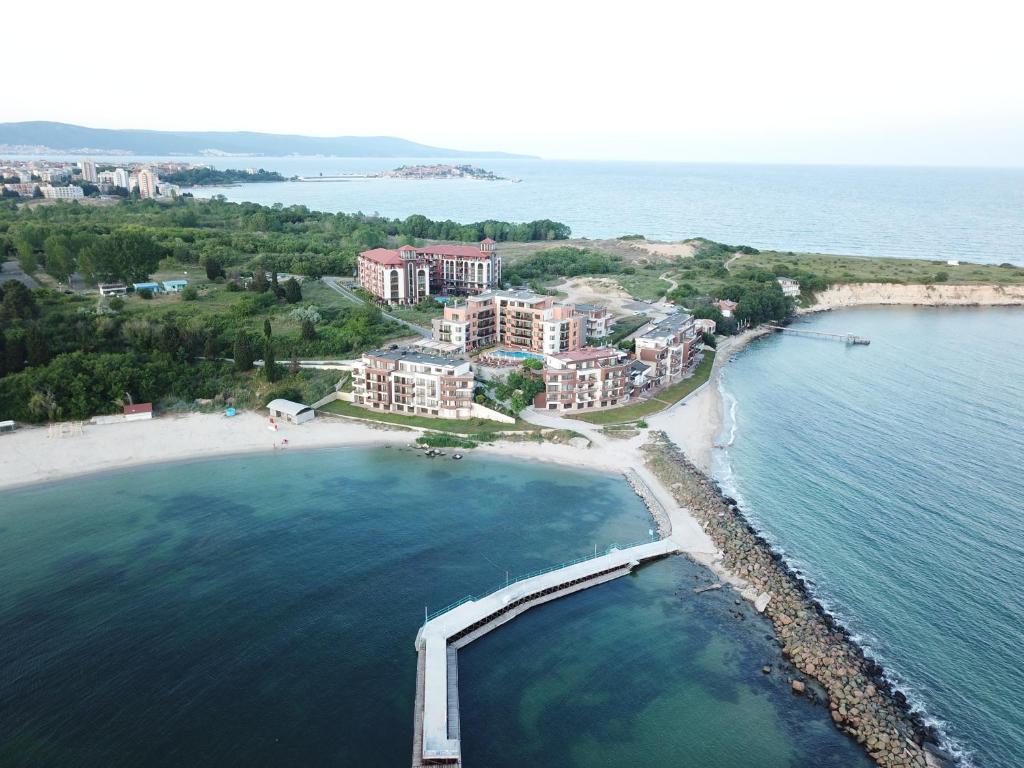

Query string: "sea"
[3, 156, 1024, 765]
[0, 448, 871, 767]
[9, 154, 1024, 264]
[717, 307, 1024, 767]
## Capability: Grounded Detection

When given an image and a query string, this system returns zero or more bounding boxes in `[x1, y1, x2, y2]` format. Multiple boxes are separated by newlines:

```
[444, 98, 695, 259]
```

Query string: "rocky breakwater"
[641, 431, 951, 768]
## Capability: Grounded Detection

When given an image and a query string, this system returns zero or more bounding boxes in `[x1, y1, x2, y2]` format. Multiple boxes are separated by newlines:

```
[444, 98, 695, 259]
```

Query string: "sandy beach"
[648, 326, 770, 473]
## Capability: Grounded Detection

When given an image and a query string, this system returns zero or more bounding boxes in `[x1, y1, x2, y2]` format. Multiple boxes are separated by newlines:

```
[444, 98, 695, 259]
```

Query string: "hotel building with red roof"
[357, 239, 500, 305]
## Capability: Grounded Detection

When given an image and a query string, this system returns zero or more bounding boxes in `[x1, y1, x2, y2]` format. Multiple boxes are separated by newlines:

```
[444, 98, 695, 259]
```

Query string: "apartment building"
[633, 313, 701, 387]
[534, 346, 629, 411]
[40, 185, 84, 199]
[574, 303, 613, 339]
[352, 349, 475, 419]
[357, 239, 501, 305]
[430, 289, 616, 355]
[137, 168, 159, 199]
[79, 159, 97, 183]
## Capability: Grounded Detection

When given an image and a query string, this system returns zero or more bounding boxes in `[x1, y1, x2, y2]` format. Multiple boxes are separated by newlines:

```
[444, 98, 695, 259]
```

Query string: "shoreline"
[651, 315, 956, 767]
[642, 433, 948, 768]
[0, 317, 954, 767]
[800, 282, 1024, 313]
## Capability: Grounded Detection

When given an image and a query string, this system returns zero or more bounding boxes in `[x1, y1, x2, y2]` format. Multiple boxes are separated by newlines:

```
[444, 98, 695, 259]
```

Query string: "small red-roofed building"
[123, 403, 153, 421]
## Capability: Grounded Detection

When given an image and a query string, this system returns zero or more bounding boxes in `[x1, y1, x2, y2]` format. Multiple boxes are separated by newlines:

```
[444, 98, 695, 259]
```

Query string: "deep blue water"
[0, 447, 870, 766]
[719, 307, 1024, 767]
[11, 154, 1024, 264]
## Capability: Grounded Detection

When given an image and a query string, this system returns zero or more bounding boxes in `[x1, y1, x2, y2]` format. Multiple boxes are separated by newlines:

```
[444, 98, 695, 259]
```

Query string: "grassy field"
[567, 350, 716, 424]
[318, 398, 536, 433]
[732, 251, 1024, 285]
[603, 313, 649, 345]
[387, 302, 444, 328]
[614, 269, 671, 301]
[301, 279, 361, 308]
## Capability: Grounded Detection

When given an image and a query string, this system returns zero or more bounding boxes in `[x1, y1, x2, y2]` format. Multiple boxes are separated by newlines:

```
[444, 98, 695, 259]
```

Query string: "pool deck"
[412, 538, 679, 764]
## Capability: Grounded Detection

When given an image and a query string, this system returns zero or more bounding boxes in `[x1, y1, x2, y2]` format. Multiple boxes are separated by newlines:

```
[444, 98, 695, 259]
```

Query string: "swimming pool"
[490, 349, 545, 361]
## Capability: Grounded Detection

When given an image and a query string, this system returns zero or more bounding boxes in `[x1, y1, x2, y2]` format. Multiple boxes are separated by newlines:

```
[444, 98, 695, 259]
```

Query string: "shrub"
[108, 297, 125, 311]
[416, 434, 477, 449]
[138, 288, 153, 300]
[225, 281, 241, 292]
[181, 286, 199, 301]
[933, 271, 949, 282]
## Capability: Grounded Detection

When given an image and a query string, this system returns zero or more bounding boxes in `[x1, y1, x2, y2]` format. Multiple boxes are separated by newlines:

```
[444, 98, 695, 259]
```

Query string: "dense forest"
[161, 168, 287, 186]
[0, 196, 572, 284]
[0, 197, 572, 423]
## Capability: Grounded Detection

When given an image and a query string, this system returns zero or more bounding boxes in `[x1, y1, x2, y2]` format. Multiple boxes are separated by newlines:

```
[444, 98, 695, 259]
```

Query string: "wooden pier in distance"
[767, 325, 871, 345]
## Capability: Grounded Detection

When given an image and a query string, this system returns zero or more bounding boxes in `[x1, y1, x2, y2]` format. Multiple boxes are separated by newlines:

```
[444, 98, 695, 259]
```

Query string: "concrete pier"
[411, 538, 679, 765]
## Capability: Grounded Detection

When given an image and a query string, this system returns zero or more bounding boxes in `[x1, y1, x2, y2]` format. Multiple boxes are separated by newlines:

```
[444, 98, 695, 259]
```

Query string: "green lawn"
[302, 279, 361, 308]
[318, 398, 536, 433]
[602, 313, 648, 345]
[387, 302, 444, 328]
[567, 350, 716, 424]
[732, 251, 1024, 285]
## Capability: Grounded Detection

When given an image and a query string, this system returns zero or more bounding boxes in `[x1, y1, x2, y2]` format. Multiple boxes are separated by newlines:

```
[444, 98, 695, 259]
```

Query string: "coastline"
[801, 282, 1024, 313]
[648, 326, 770, 473]
[0, 318, 952, 767]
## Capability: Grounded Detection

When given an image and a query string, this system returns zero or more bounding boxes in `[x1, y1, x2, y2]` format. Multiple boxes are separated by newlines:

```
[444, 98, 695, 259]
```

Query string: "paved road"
[321, 277, 431, 338]
[0, 259, 39, 289]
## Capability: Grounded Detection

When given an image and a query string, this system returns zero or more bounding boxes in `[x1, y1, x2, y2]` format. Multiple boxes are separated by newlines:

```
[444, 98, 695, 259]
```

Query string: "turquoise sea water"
[11, 154, 1024, 264]
[0, 447, 870, 766]
[719, 307, 1024, 767]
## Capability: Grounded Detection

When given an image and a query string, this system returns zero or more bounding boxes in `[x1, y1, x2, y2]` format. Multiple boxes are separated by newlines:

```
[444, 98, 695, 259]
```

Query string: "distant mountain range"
[0, 121, 535, 159]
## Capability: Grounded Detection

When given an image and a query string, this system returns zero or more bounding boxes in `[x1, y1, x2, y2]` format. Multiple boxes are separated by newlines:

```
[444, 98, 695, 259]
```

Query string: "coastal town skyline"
[4, 1, 1023, 166]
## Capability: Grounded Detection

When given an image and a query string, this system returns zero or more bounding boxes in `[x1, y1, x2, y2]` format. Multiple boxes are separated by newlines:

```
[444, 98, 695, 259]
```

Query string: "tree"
[205, 256, 225, 281]
[289, 354, 300, 375]
[300, 318, 316, 340]
[24, 325, 50, 368]
[0, 281, 38, 320]
[263, 337, 279, 381]
[4, 333, 26, 374]
[108, 230, 164, 283]
[250, 268, 269, 293]
[233, 331, 255, 371]
[204, 334, 219, 360]
[263, 319, 273, 338]
[43, 235, 75, 282]
[284, 277, 302, 304]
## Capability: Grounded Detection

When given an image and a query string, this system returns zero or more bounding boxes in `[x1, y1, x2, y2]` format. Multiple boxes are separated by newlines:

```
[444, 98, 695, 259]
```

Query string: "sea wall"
[642, 432, 951, 768]
[804, 283, 1024, 312]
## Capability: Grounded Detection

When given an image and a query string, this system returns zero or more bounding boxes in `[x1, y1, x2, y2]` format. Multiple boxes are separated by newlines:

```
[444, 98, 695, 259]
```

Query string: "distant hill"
[0, 121, 535, 159]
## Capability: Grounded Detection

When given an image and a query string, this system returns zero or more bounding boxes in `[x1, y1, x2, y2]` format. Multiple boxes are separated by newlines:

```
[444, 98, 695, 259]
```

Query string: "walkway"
[412, 538, 679, 765]
[321, 277, 431, 337]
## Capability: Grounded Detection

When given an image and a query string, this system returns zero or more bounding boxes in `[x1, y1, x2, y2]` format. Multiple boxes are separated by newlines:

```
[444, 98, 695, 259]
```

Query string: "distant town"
[300, 164, 515, 183]
[0, 159, 281, 200]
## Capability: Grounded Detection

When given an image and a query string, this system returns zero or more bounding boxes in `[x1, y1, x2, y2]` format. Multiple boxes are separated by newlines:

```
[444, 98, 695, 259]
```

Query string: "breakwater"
[641, 431, 951, 768]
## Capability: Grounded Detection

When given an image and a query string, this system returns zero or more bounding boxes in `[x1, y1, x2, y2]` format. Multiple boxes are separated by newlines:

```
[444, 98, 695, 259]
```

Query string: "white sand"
[0, 412, 396, 491]
[648, 328, 770, 473]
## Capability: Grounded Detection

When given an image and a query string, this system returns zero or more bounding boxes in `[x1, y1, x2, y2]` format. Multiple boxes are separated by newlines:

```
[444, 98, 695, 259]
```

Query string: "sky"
[5, 0, 1024, 165]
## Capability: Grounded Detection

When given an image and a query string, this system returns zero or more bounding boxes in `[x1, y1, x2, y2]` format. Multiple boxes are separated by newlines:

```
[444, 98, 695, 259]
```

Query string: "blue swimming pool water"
[493, 349, 545, 360]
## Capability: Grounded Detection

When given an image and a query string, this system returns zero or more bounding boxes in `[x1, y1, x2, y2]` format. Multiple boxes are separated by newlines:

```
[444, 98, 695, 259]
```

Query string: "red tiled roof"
[480, 237, 496, 244]
[554, 347, 621, 363]
[360, 248, 403, 266]
[361, 243, 494, 263]
[417, 244, 490, 259]
[123, 403, 153, 415]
